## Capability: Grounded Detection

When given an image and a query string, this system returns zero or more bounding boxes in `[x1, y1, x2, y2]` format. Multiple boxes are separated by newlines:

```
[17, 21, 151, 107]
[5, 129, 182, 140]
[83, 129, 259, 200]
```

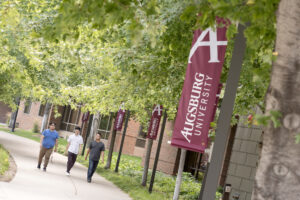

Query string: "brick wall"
[16, 101, 43, 130]
[0, 102, 11, 123]
[106, 118, 145, 157]
[225, 112, 262, 200]
[113, 119, 140, 155]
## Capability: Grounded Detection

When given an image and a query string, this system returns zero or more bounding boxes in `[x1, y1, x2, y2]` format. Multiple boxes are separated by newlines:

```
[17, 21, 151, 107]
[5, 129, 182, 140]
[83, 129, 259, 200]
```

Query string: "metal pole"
[173, 148, 187, 200]
[199, 23, 247, 200]
[115, 110, 130, 172]
[82, 114, 93, 156]
[11, 98, 20, 132]
[198, 162, 210, 198]
[148, 110, 167, 193]
[142, 138, 153, 186]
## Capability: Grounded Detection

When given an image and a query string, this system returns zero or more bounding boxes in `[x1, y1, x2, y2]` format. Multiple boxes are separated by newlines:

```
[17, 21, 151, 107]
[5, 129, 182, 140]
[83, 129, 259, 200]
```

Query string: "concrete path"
[0, 131, 132, 200]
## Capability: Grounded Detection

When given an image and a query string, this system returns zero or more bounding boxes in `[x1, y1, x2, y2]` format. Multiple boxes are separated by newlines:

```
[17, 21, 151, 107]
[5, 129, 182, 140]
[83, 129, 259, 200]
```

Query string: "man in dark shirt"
[85, 132, 105, 183]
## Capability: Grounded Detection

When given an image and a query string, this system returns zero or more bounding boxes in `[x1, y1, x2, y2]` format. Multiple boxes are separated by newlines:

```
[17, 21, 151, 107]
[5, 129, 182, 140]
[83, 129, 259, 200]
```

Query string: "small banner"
[114, 103, 126, 131]
[147, 104, 163, 140]
[82, 112, 90, 122]
[171, 18, 229, 152]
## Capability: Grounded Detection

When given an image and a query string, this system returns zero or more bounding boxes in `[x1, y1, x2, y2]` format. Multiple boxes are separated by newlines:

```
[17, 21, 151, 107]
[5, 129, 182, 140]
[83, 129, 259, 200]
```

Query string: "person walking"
[85, 132, 105, 183]
[65, 127, 83, 176]
[37, 122, 59, 171]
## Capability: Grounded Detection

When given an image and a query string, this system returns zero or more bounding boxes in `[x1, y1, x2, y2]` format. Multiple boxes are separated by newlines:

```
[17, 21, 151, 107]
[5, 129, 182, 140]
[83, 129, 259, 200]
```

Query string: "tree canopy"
[0, 0, 279, 124]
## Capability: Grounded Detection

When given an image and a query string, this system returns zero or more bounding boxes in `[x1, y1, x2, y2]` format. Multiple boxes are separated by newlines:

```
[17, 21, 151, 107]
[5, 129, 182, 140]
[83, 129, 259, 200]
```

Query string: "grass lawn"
[0, 144, 10, 175]
[0, 126, 221, 200]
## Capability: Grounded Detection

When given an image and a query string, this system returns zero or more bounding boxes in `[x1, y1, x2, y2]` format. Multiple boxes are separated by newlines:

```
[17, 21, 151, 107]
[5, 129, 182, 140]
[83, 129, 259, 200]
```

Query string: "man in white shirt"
[65, 127, 83, 176]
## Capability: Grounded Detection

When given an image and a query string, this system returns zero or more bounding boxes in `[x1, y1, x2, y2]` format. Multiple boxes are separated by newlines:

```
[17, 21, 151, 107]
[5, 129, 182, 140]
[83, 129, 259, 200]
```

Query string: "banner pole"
[172, 148, 187, 200]
[148, 110, 167, 193]
[115, 110, 130, 172]
[199, 23, 247, 200]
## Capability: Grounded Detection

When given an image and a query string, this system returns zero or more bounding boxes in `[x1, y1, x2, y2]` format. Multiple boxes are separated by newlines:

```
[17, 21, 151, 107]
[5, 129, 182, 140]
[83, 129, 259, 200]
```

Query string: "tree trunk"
[87, 112, 100, 145]
[9, 111, 16, 128]
[9, 97, 20, 128]
[141, 138, 153, 186]
[252, 1, 300, 199]
[40, 102, 52, 133]
[105, 128, 117, 169]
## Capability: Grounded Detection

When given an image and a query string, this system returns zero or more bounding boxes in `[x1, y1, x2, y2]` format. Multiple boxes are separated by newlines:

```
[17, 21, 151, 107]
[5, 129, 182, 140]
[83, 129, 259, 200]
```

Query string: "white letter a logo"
[188, 27, 227, 64]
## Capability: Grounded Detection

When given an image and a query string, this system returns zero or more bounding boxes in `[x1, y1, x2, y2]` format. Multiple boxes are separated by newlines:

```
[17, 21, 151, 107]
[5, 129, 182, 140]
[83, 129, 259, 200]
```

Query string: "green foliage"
[0, 144, 10, 175]
[295, 134, 300, 144]
[37, 0, 279, 125]
[255, 110, 282, 128]
[0, 127, 40, 142]
[0, 0, 280, 128]
[6, 117, 10, 126]
[32, 122, 40, 133]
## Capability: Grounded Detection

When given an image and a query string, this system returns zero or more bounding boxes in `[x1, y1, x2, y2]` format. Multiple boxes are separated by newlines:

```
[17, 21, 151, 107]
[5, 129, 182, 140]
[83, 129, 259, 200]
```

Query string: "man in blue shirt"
[37, 122, 59, 171]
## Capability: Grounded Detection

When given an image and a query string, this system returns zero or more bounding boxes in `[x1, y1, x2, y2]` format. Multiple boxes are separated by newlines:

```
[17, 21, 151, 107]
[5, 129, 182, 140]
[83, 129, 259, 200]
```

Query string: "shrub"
[32, 122, 40, 133]
[6, 117, 10, 126]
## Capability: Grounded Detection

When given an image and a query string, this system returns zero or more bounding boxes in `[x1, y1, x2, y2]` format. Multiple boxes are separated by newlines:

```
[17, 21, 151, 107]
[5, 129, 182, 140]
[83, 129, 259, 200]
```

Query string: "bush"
[6, 117, 10, 126]
[32, 122, 40, 133]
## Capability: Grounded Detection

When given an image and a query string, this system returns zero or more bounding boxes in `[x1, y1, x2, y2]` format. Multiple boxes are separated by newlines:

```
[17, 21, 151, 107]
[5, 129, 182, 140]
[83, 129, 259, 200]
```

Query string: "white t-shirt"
[68, 134, 83, 154]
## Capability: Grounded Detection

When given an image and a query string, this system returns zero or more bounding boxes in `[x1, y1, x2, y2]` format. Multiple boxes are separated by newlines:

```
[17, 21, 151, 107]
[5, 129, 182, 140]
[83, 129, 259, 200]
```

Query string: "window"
[135, 125, 147, 148]
[97, 113, 113, 140]
[24, 100, 32, 114]
[38, 104, 46, 116]
[60, 105, 81, 132]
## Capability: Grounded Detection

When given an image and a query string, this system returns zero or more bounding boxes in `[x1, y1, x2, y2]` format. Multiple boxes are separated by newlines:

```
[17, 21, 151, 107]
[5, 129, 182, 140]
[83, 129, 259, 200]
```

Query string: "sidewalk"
[0, 130, 132, 200]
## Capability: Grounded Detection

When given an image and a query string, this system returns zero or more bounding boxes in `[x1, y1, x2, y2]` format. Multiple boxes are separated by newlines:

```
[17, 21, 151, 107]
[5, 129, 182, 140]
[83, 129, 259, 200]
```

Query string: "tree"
[4, 1, 295, 196]
[252, 0, 300, 199]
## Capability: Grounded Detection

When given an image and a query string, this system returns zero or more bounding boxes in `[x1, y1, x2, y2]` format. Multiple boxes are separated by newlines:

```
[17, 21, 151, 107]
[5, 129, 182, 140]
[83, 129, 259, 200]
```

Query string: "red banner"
[147, 105, 163, 140]
[82, 112, 90, 122]
[171, 20, 229, 152]
[114, 108, 126, 131]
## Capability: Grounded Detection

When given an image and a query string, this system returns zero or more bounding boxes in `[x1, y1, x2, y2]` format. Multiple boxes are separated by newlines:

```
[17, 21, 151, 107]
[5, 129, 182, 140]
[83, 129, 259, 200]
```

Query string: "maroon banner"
[82, 112, 90, 122]
[147, 105, 163, 140]
[114, 108, 126, 131]
[171, 19, 229, 152]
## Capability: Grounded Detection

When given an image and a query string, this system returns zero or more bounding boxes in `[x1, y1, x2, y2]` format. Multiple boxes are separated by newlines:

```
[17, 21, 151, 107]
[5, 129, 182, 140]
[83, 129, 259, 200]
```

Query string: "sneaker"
[37, 165, 41, 169]
[65, 172, 70, 176]
[43, 168, 46, 172]
[87, 179, 91, 183]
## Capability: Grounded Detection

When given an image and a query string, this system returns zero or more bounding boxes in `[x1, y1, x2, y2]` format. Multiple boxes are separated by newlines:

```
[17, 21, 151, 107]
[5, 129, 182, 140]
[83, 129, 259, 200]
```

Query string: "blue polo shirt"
[42, 129, 59, 149]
